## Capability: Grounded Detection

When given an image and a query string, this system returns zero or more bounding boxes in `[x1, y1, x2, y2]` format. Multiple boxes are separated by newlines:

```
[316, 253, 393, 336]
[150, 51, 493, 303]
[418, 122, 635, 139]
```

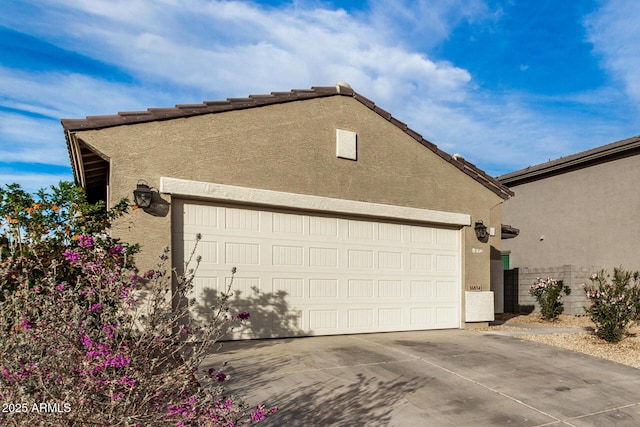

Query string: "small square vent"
[336, 129, 357, 160]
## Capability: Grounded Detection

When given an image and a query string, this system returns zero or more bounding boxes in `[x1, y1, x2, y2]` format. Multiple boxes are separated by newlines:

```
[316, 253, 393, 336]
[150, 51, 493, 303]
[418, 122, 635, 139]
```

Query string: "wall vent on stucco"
[336, 129, 357, 160]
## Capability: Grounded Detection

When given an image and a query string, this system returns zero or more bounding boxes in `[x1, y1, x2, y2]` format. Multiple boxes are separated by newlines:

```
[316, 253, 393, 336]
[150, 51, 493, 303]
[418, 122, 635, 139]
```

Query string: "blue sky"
[1, 0, 639, 192]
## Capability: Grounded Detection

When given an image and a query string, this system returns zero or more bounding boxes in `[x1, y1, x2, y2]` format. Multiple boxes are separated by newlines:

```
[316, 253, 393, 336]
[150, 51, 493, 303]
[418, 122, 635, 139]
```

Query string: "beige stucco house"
[498, 135, 640, 314]
[63, 83, 512, 338]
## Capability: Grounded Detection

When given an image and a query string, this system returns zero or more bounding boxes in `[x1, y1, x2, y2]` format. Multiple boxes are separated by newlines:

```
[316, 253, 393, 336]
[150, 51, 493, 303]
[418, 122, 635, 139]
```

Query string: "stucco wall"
[517, 265, 594, 316]
[502, 155, 640, 272]
[75, 95, 504, 298]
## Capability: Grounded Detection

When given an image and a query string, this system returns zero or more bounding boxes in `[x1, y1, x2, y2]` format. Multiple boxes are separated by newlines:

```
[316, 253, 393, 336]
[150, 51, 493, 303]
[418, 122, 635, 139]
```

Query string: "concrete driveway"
[202, 329, 640, 426]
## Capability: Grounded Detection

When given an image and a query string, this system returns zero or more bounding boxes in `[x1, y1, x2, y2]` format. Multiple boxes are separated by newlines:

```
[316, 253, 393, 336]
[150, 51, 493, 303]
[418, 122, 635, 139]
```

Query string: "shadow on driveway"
[203, 329, 640, 426]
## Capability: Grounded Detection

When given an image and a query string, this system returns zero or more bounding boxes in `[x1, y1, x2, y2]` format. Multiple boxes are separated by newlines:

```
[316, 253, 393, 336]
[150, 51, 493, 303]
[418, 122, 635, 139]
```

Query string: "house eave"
[498, 134, 640, 187]
[65, 130, 85, 188]
[61, 85, 513, 200]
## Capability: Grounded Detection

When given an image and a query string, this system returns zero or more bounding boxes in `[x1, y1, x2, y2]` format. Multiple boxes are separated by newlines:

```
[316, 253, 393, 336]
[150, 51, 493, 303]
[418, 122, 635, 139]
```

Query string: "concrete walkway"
[203, 329, 640, 426]
[483, 321, 590, 336]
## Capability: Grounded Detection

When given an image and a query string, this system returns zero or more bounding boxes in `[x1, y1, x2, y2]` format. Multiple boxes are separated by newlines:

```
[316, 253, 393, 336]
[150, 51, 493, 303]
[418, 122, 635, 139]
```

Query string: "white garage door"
[176, 200, 461, 339]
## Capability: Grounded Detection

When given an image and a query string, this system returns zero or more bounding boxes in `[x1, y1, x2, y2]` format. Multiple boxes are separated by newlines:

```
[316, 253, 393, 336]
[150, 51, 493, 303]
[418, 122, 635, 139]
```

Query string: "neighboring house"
[62, 82, 513, 339]
[498, 135, 640, 315]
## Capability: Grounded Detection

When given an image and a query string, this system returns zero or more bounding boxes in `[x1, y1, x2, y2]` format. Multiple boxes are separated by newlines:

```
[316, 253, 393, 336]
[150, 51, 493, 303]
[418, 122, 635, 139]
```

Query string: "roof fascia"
[60, 85, 512, 200]
[66, 130, 85, 187]
[498, 136, 640, 187]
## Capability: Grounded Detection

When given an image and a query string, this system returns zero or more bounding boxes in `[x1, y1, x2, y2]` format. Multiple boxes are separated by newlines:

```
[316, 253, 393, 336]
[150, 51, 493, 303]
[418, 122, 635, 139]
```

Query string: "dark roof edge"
[65, 130, 82, 187]
[61, 86, 344, 131]
[61, 84, 512, 200]
[497, 134, 640, 187]
[348, 92, 512, 200]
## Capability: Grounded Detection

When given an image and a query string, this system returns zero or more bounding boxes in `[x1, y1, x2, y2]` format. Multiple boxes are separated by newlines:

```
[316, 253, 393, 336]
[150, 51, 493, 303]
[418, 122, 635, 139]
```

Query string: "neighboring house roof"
[497, 134, 640, 187]
[62, 84, 513, 200]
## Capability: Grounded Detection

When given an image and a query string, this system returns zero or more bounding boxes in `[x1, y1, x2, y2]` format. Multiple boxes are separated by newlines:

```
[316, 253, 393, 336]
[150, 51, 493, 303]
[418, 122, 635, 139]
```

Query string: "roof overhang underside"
[66, 131, 109, 204]
[501, 224, 520, 239]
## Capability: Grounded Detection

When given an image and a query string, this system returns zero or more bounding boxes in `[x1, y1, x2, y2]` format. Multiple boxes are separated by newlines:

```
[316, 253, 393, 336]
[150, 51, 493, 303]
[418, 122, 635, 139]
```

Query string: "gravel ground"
[482, 313, 640, 369]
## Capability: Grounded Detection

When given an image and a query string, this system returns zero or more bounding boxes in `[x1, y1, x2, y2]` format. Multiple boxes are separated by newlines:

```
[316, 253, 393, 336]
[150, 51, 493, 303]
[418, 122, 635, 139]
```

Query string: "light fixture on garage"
[133, 182, 153, 208]
[474, 220, 488, 242]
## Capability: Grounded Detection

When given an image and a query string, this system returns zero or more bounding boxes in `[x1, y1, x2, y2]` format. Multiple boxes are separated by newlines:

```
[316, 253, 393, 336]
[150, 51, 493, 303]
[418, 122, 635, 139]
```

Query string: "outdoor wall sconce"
[133, 182, 153, 208]
[474, 220, 488, 242]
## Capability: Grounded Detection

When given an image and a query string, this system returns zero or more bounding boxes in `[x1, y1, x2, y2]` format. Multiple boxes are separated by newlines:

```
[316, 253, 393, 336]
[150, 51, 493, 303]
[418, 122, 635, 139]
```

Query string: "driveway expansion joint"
[353, 335, 566, 425]
[532, 402, 640, 426]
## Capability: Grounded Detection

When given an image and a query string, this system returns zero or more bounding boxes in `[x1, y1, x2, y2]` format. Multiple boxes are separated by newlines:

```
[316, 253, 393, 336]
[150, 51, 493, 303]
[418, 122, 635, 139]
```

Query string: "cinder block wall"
[518, 265, 600, 316]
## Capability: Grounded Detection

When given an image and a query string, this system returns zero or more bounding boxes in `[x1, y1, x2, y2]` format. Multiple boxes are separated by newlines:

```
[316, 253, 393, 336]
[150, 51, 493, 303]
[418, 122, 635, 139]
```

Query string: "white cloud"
[396, 84, 635, 176]
[1, 0, 638, 183]
[0, 66, 176, 119]
[368, 0, 495, 49]
[585, 0, 640, 108]
[10, 0, 473, 106]
[0, 112, 69, 166]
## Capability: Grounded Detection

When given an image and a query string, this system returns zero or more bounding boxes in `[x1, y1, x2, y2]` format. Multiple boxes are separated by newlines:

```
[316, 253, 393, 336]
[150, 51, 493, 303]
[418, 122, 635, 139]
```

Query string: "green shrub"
[0, 181, 135, 301]
[529, 277, 571, 320]
[584, 268, 640, 343]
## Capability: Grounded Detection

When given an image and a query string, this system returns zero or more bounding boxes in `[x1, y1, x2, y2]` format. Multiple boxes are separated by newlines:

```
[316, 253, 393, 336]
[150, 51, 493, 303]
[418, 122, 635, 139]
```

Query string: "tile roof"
[497, 134, 640, 187]
[62, 84, 513, 200]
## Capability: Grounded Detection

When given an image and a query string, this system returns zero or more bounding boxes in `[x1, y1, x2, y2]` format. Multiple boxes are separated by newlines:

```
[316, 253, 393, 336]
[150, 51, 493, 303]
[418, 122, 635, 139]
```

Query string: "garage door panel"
[193, 277, 219, 301]
[224, 207, 260, 231]
[436, 306, 458, 327]
[410, 307, 433, 325]
[228, 276, 261, 297]
[378, 223, 403, 241]
[436, 228, 458, 248]
[347, 279, 375, 298]
[348, 220, 376, 240]
[410, 253, 433, 271]
[410, 226, 434, 244]
[308, 278, 339, 298]
[272, 277, 304, 298]
[309, 247, 338, 268]
[272, 245, 304, 266]
[379, 308, 402, 327]
[272, 309, 303, 337]
[348, 309, 374, 328]
[272, 211, 304, 234]
[409, 281, 433, 298]
[348, 249, 374, 269]
[379, 280, 402, 298]
[435, 281, 458, 299]
[309, 309, 339, 330]
[186, 240, 219, 266]
[184, 204, 219, 228]
[378, 251, 402, 270]
[309, 216, 338, 237]
[178, 202, 461, 338]
[224, 242, 259, 265]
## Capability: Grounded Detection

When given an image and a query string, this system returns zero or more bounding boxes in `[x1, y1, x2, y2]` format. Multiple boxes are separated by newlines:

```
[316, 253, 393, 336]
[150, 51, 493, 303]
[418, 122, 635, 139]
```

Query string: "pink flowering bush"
[584, 268, 640, 342]
[529, 277, 571, 320]
[0, 182, 276, 425]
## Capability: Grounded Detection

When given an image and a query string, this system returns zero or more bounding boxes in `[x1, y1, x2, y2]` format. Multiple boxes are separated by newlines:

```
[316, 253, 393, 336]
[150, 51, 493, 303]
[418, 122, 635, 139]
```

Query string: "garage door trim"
[161, 177, 471, 227]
